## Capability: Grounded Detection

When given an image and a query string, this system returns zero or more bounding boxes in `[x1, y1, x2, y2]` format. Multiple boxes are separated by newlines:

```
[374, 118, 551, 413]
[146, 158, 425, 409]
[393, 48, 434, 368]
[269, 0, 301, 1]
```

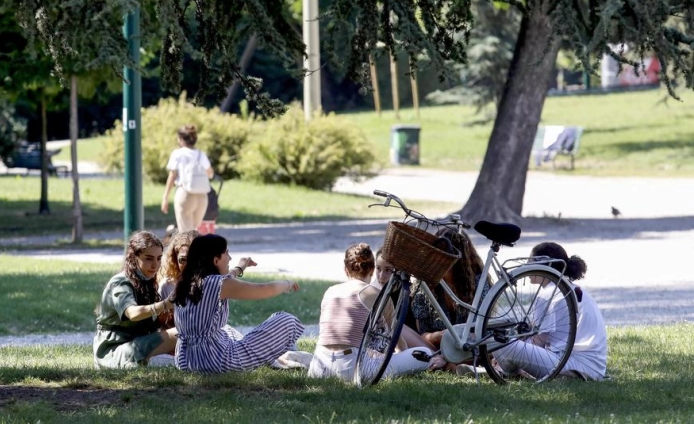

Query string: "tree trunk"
[220, 34, 258, 114]
[70, 75, 83, 243]
[459, 4, 560, 224]
[38, 94, 50, 215]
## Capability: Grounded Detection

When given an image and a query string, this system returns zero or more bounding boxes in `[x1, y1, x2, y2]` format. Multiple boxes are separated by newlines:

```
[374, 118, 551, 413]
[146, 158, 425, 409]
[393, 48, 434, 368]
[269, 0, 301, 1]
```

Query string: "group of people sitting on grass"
[94, 226, 608, 383]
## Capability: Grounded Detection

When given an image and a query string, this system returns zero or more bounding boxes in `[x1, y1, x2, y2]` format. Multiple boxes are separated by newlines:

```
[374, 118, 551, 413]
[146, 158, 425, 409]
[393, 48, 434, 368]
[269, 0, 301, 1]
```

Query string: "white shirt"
[571, 288, 608, 378]
[166, 147, 211, 186]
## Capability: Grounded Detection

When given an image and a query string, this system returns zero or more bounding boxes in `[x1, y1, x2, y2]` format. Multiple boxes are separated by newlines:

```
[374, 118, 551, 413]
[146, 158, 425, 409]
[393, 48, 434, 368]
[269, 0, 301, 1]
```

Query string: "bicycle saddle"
[474, 221, 522, 246]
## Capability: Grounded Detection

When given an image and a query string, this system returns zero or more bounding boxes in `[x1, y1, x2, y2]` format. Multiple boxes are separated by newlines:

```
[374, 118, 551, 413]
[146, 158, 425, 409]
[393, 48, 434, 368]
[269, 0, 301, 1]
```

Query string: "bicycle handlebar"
[372, 189, 471, 230]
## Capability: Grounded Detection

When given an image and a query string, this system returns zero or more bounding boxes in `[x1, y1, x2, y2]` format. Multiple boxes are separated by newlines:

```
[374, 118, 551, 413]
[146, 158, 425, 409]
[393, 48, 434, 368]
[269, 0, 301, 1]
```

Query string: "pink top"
[317, 279, 374, 347]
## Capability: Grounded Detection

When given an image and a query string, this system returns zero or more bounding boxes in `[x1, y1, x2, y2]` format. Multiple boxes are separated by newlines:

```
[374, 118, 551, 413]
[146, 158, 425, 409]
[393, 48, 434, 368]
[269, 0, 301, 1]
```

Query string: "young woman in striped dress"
[171, 234, 304, 373]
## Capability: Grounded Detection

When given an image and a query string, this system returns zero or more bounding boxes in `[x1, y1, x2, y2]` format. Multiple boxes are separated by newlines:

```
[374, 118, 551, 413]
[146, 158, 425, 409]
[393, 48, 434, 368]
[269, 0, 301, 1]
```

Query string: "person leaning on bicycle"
[308, 243, 439, 381]
[409, 227, 491, 372]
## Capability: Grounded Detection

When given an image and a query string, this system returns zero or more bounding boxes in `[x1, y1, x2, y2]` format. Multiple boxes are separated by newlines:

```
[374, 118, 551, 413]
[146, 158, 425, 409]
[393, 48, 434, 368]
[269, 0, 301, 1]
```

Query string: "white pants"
[494, 340, 603, 381]
[308, 345, 432, 382]
[174, 189, 208, 232]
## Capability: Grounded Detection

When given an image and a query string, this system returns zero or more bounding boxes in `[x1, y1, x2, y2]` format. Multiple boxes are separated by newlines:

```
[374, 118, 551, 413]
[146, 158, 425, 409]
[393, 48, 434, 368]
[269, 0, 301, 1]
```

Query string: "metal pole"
[123, 7, 143, 242]
[303, 0, 321, 121]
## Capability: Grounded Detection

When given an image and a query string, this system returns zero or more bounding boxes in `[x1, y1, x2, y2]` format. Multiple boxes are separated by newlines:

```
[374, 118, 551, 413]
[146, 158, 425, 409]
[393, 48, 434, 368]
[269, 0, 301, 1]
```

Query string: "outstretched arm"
[220, 275, 298, 300]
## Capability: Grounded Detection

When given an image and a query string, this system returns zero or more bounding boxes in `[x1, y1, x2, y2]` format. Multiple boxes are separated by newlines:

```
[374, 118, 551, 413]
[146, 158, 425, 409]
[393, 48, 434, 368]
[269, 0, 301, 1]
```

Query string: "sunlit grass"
[0, 255, 330, 336]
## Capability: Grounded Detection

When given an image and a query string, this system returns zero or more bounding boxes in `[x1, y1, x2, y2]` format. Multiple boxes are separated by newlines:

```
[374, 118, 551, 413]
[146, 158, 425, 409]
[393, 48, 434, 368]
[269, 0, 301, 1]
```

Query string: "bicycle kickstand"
[472, 347, 482, 385]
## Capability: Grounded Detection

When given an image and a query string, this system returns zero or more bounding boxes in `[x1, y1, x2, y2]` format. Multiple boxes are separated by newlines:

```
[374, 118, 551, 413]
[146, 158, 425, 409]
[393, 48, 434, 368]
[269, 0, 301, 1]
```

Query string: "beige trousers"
[174, 189, 208, 232]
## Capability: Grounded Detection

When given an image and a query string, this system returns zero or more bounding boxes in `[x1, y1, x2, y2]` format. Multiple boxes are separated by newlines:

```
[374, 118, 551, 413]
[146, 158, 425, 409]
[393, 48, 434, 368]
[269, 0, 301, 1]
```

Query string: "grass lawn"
[0, 255, 329, 336]
[0, 177, 457, 239]
[1, 324, 692, 423]
[53, 88, 694, 177]
[7, 88, 694, 239]
[348, 88, 694, 176]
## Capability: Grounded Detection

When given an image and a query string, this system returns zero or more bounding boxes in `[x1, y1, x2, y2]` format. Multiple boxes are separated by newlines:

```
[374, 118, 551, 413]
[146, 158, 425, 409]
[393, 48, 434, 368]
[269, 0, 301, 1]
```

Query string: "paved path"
[2, 168, 694, 347]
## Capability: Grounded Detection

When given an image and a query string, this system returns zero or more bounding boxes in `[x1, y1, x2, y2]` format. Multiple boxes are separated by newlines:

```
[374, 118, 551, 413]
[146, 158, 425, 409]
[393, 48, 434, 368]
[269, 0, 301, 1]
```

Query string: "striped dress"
[174, 274, 304, 373]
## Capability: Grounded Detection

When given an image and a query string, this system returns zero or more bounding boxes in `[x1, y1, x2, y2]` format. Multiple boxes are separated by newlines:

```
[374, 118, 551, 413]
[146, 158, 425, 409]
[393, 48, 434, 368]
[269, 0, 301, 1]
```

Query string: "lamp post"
[123, 7, 143, 242]
[303, 0, 321, 121]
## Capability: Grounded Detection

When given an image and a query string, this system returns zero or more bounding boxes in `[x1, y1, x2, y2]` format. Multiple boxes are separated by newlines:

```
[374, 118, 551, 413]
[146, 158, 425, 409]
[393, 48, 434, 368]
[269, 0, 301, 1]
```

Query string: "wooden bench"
[531, 125, 583, 170]
[3, 143, 68, 177]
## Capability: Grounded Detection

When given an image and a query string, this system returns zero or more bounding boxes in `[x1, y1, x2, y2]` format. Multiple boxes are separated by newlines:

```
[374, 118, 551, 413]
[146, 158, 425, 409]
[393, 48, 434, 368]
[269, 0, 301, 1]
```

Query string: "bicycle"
[354, 190, 579, 386]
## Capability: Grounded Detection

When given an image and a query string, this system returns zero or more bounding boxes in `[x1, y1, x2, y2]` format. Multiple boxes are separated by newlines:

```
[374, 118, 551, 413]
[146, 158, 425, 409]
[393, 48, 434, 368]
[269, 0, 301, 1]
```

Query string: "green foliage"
[0, 97, 27, 159]
[425, 2, 520, 113]
[238, 105, 377, 190]
[101, 94, 254, 183]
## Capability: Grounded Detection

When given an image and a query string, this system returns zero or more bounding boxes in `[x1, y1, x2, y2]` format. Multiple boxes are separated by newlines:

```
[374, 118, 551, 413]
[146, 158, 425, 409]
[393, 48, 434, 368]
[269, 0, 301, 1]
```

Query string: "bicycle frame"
[374, 190, 576, 352]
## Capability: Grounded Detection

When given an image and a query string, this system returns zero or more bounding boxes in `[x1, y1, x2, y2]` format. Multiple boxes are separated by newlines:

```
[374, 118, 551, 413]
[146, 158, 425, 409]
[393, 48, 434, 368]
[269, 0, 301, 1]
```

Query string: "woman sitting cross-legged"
[171, 234, 304, 373]
[308, 242, 436, 382]
[93, 231, 178, 369]
[492, 242, 608, 381]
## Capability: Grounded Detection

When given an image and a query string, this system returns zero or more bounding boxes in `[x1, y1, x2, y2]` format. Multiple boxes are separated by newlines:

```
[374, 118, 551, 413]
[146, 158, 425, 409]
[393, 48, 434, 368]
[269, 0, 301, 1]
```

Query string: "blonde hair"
[344, 243, 375, 280]
[158, 230, 199, 283]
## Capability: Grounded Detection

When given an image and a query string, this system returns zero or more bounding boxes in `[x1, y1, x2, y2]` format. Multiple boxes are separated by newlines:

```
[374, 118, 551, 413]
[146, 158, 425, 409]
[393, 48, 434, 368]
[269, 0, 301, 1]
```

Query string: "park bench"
[531, 125, 583, 170]
[2, 142, 68, 177]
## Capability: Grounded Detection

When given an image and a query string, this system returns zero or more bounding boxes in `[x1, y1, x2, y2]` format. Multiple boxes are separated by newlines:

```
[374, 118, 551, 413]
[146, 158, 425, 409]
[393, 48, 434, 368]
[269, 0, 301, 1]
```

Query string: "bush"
[237, 105, 377, 190]
[101, 93, 253, 183]
[0, 97, 27, 160]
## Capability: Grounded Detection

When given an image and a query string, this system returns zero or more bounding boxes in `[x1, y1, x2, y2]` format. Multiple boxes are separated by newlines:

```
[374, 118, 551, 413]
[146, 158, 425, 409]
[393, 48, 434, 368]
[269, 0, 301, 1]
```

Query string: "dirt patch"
[0, 384, 127, 412]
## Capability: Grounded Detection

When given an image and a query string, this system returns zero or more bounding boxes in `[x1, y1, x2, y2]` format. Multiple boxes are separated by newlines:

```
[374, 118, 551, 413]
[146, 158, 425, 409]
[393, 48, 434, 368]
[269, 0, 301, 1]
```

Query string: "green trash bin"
[390, 124, 420, 165]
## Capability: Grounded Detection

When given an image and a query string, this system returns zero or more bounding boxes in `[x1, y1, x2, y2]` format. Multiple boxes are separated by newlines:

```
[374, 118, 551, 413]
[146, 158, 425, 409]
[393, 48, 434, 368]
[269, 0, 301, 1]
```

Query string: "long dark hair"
[531, 242, 587, 281]
[435, 227, 485, 306]
[172, 234, 228, 306]
[123, 231, 163, 304]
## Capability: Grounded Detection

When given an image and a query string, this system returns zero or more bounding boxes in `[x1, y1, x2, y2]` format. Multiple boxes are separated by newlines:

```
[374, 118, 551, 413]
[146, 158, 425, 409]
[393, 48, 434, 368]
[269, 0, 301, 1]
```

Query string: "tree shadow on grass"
[606, 138, 694, 156]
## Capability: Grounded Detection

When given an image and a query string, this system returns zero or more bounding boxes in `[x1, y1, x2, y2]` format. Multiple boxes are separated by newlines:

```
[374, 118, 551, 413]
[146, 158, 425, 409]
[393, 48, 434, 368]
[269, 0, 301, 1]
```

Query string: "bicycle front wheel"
[354, 273, 409, 387]
[479, 269, 578, 384]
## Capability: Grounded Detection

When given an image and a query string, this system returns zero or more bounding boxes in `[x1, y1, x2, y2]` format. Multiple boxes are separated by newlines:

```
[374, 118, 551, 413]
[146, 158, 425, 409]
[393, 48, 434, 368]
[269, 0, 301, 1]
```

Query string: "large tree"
[14, 0, 694, 222]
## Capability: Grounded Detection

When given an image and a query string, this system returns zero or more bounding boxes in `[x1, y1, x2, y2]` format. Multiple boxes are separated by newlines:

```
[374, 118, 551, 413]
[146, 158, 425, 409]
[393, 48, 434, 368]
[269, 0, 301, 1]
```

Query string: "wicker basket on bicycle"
[381, 221, 461, 283]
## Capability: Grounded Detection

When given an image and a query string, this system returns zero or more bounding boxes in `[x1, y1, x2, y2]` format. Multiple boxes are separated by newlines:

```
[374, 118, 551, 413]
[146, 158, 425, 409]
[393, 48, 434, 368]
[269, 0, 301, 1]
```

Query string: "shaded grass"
[0, 255, 329, 336]
[1, 324, 693, 422]
[0, 177, 457, 238]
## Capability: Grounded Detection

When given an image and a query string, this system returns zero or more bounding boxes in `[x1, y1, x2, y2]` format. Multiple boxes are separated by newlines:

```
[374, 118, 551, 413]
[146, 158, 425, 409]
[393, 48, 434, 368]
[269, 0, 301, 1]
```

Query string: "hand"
[284, 280, 299, 293]
[161, 198, 169, 214]
[427, 354, 447, 371]
[238, 257, 257, 269]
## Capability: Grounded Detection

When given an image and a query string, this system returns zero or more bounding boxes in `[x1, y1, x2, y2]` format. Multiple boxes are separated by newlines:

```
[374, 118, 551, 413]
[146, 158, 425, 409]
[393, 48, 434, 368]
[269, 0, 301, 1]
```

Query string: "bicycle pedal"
[493, 334, 509, 343]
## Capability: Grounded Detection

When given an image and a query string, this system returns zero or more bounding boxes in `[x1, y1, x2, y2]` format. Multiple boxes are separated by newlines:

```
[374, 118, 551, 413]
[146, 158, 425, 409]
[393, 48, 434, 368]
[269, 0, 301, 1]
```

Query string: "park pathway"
[2, 167, 694, 346]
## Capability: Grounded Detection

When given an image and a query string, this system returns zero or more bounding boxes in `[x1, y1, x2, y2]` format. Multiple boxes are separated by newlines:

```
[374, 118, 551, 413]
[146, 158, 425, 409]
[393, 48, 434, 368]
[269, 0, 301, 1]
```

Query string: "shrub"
[238, 105, 377, 190]
[101, 93, 253, 183]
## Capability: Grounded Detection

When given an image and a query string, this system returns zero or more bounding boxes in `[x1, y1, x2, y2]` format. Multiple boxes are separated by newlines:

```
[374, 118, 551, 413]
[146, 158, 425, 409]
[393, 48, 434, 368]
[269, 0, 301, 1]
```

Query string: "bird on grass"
[611, 206, 621, 218]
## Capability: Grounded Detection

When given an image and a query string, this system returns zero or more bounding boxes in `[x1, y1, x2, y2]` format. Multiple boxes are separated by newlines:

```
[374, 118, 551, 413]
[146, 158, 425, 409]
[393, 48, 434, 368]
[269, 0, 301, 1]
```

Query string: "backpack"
[180, 151, 211, 194]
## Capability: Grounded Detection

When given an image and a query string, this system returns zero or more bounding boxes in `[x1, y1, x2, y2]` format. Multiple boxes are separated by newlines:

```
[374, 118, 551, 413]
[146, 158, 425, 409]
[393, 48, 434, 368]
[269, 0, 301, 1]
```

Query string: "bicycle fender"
[473, 264, 578, 337]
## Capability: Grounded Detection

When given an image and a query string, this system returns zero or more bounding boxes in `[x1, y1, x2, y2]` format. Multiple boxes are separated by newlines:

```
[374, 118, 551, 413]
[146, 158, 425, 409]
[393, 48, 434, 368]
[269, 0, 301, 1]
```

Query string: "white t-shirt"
[534, 282, 607, 378]
[166, 147, 211, 186]
[571, 288, 608, 377]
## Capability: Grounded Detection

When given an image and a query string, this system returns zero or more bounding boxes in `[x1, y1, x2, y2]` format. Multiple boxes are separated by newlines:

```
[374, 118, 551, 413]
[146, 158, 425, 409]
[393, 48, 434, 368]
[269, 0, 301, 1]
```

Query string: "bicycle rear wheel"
[354, 272, 409, 387]
[478, 269, 578, 384]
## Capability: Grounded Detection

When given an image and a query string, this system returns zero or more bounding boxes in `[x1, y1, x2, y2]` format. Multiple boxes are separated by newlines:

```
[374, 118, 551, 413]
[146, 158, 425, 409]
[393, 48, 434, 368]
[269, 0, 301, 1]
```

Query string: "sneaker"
[456, 364, 487, 377]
